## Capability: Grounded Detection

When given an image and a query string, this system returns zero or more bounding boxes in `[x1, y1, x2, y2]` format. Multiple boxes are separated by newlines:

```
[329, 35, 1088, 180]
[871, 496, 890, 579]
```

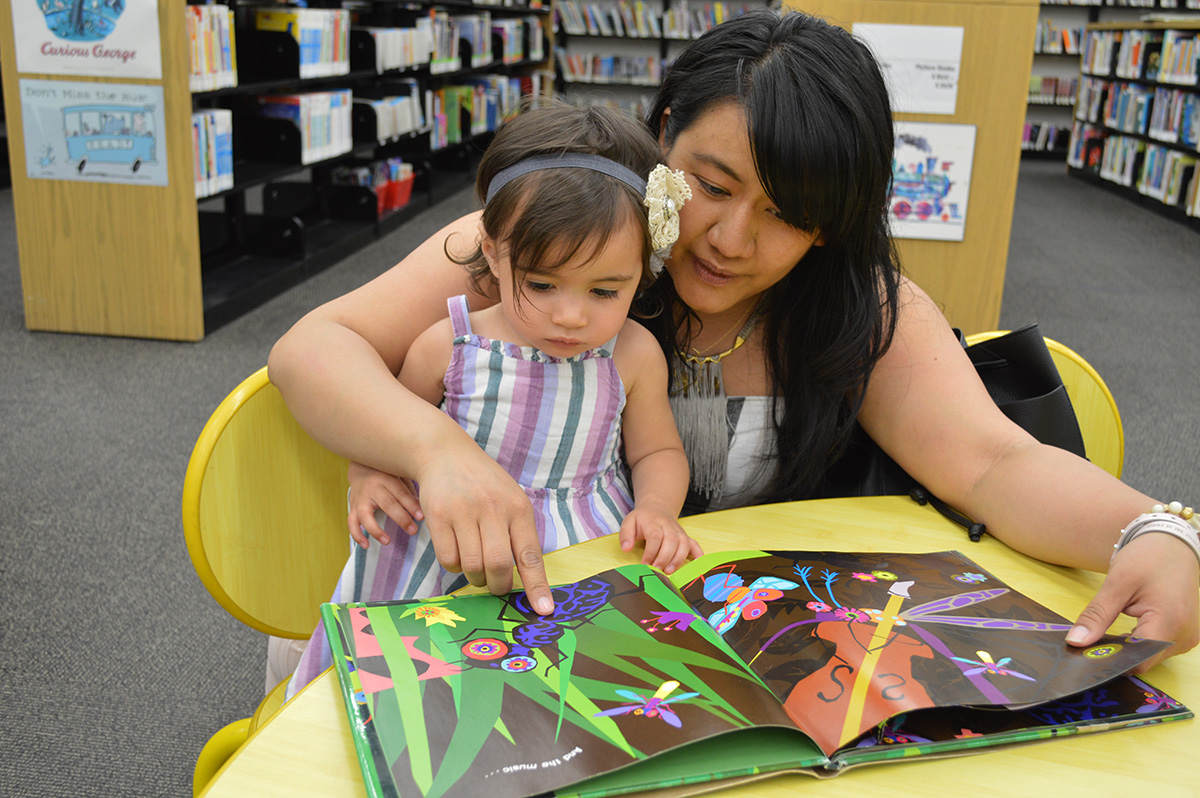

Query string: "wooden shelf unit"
[0, 0, 553, 340]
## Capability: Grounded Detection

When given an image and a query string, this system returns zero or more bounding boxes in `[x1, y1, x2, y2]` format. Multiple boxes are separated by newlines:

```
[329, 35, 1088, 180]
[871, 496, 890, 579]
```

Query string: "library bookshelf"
[0, 0, 552, 341]
[551, 1, 768, 120]
[1067, 19, 1200, 233]
[1023, 2, 1199, 160]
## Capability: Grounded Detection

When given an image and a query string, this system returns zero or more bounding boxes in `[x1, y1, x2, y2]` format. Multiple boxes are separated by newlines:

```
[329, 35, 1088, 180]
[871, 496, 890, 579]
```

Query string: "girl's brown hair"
[455, 102, 662, 302]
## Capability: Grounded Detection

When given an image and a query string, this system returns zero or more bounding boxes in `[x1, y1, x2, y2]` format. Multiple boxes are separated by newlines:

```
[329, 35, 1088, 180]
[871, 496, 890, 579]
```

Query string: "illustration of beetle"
[459, 577, 614, 673]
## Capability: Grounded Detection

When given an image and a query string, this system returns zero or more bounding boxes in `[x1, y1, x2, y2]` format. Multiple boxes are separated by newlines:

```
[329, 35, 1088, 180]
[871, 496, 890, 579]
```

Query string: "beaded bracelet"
[1111, 502, 1200, 567]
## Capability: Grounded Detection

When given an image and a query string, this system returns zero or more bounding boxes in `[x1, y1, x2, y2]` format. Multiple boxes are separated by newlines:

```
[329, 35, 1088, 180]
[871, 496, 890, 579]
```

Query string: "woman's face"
[662, 101, 822, 321]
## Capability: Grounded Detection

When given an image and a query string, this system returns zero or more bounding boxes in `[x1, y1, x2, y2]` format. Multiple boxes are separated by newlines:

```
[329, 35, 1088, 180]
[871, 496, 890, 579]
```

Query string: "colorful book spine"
[256, 8, 350, 79]
[187, 4, 238, 92]
[192, 109, 234, 198]
[257, 90, 353, 165]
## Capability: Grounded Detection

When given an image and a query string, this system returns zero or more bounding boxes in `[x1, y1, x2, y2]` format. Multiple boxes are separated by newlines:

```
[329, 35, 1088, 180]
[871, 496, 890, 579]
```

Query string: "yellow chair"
[965, 331, 1124, 478]
[182, 366, 351, 795]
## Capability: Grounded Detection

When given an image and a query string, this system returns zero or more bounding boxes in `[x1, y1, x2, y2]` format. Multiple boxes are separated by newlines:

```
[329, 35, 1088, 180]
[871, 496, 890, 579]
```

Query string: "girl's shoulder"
[611, 317, 668, 383]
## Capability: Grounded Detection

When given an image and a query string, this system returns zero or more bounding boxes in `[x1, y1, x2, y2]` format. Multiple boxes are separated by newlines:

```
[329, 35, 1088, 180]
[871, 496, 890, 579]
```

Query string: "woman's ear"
[657, 108, 671, 150]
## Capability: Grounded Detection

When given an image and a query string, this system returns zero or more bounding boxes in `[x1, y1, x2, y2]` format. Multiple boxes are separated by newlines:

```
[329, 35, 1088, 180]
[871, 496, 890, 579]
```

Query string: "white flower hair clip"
[644, 164, 692, 276]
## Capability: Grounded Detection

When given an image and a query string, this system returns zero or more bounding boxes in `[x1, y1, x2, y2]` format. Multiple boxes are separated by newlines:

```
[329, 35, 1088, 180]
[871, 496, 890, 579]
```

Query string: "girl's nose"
[551, 297, 586, 328]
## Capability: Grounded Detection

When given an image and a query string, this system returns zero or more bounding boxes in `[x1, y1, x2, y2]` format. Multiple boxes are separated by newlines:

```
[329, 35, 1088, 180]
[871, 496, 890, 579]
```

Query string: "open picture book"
[321, 550, 1191, 798]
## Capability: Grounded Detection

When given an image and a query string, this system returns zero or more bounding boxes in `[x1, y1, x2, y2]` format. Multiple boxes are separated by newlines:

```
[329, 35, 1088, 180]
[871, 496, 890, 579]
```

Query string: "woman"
[268, 10, 1198, 669]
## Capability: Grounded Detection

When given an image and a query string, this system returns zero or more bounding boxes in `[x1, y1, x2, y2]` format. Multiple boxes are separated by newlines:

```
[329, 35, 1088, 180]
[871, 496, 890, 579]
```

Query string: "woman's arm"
[613, 320, 701, 573]
[859, 278, 1198, 668]
[268, 211, 556, 613]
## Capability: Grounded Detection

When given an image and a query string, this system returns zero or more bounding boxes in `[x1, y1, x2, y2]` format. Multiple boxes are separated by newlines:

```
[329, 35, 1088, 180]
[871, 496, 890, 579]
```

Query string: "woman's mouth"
[692, 257, 736, 286]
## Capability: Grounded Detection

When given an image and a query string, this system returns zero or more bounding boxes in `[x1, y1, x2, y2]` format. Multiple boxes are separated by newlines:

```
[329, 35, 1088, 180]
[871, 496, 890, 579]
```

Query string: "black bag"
[821, 323, 1086, 540]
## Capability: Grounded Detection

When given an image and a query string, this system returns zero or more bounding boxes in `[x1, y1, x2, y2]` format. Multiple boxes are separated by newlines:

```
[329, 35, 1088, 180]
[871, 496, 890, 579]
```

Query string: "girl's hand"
[1066, 533, 1200, 672]
[347, 461, 424, 549]
[618, 507, 704, 575]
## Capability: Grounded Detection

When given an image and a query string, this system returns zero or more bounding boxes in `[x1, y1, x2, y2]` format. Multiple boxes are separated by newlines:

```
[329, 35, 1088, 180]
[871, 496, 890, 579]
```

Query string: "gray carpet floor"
[0, 160, 1196, 796]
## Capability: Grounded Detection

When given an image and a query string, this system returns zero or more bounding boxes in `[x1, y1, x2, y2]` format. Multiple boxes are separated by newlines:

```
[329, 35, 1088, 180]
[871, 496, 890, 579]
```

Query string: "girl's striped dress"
[285, 294, 634, 697]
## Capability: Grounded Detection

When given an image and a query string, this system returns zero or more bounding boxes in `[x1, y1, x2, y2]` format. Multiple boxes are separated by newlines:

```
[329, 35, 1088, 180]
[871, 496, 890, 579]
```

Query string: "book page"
[675, 551, 1169, 756]
[324, 564, 810, 798]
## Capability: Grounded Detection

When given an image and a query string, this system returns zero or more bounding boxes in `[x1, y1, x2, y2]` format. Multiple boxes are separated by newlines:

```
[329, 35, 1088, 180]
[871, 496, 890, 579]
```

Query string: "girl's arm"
[268, 211, 556, 614]
[613, 320, 702, 574]
[859, 278, 1198, 669]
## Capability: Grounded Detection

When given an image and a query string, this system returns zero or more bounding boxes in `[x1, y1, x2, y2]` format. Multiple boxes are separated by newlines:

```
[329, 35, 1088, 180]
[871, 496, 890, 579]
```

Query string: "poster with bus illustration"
[19, 78, 167, 186]
[889, 122, 977, 241]
[9, 0, 162, 78]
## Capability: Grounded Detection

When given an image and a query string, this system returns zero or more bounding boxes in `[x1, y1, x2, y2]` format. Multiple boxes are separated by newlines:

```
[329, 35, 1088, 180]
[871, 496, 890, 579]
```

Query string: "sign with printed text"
[20, 78, 168, 186]
[9, 0, 162, 79]
[853, 23, 964, 116]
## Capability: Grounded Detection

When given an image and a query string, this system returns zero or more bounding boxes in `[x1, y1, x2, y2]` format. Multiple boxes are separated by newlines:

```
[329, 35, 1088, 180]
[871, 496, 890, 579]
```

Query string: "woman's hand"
[347, 461, 424, 548]
[618, 506, 704, 575]
[414, 447, 556, 615]
[1067, 533, 1200, 672]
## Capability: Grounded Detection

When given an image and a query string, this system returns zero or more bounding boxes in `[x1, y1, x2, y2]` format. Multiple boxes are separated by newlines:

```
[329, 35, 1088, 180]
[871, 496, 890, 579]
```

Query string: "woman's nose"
[707, 203, 756, 260]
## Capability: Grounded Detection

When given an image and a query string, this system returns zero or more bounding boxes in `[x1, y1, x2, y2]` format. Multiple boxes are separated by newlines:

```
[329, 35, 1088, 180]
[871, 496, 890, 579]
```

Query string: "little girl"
[281, 104, 700, 697]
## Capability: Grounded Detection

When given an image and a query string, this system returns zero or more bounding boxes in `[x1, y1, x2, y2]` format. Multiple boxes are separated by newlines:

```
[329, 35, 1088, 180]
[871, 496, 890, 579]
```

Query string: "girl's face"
[482, 220, 642, 359]
[662, 101, 822, 322]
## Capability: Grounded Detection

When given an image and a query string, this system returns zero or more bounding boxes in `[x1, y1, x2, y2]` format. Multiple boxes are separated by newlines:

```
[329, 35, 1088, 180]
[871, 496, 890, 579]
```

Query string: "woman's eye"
[697, 177, 728, 198]
[525, 281, 553, 293]
[592, 288, 620, 299]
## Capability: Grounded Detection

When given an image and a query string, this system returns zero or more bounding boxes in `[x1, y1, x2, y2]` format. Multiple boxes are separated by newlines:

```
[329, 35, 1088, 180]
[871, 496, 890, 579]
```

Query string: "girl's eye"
[696, 177, 728, 198]
[592, 288, 620, 299]
[525, 281, 553, 293]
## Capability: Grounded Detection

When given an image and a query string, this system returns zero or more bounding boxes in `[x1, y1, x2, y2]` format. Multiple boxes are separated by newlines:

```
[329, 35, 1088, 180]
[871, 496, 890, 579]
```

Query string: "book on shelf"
[1083, 29, 1119, 76]
[357, 22, 435, 72]
[1159, 29, 1199, 86]
[322, 549, 1189, 798]
[492, 19, 527, 64]
[1181, 92, 1200, 148]
[1023, 122, 1070, 152]
[256, 90, 353, 165]
[355, 82, 427, 143]
[429, 10, 463, 74]
[1068, 121, 1107, 170]
[454, 12, 495, 68]
[1099, 134, 1145, 186]
[255, 7, 350, 79]
[192, 109, 233, 198]
[187, 4, 237, 92]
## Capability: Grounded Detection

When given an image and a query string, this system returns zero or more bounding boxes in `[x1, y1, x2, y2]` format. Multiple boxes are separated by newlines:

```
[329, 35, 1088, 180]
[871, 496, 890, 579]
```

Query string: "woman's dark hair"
[639, 9, 903, 502]
[457, 101, 662, 303]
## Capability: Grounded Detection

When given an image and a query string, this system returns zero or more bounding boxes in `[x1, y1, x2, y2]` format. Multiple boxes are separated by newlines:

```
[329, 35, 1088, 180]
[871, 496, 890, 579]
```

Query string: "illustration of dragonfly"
[593, 680, 700, 727]
[949, 650, 1036, 681]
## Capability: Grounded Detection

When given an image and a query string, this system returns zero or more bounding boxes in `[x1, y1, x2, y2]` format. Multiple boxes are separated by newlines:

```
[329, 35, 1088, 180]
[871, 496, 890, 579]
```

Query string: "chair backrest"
[182, 367, 351, 638]
[965, 331, 1124, 478]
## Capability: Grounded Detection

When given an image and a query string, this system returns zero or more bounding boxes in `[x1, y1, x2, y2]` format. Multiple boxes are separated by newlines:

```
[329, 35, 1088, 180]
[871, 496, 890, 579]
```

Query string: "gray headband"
[485, 153, 647, 205]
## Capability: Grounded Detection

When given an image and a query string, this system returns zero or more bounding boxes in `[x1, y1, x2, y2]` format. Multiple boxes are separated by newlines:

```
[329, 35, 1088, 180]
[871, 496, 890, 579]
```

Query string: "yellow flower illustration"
[404, 604, 467, 627]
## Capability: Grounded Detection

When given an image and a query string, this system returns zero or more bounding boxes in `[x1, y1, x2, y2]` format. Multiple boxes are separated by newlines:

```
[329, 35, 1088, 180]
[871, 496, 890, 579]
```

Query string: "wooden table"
[199, 496, 1197, 797]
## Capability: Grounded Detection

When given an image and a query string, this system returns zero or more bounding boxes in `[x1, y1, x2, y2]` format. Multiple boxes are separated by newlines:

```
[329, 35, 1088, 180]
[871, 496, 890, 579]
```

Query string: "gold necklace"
[681, 306, 754, 362]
